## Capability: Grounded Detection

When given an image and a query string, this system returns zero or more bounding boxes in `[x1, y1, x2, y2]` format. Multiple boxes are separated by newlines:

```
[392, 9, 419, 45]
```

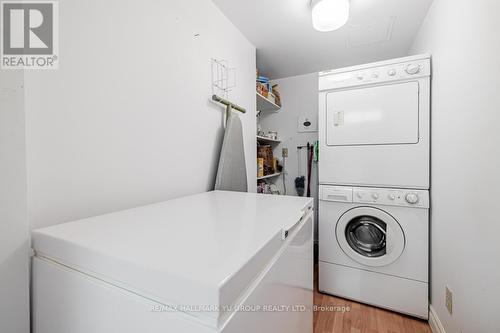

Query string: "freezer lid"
[32, 191, 313, 327]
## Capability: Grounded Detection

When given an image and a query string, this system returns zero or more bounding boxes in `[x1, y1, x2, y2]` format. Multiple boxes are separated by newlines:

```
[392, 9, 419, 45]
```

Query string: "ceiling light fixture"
[311, 0, 350, 32]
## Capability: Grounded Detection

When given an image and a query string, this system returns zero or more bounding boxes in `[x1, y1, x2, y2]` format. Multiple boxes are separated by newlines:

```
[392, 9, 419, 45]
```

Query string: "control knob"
[388, 69, 397, 76]
[388, 194, 396, 201]
[405, 193, 419, 204]
[405, 63, 421, 75]
[372, 193, 379, 200]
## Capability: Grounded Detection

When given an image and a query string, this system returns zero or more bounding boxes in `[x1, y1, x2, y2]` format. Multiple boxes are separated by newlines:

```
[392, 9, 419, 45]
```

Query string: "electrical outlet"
[445, 285, 453, 315]
[282, 148, 288, 158]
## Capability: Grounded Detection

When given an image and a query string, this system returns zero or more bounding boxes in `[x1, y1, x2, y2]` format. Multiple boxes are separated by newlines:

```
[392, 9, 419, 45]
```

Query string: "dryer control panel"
[319, 56, 431, 91]
[353, 187, 429, 209]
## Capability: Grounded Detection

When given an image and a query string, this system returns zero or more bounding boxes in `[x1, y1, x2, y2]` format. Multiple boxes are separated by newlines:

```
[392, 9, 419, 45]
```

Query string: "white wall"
[258, 73, 318, 238]
[0, 72, 30, 333]
[410, 1, 500, 332]
[24, 0, 256, 229]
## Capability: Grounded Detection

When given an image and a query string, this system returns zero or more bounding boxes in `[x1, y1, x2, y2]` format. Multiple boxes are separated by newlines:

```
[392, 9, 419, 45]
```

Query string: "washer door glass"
[345, 216, 386, 258]
[336, 207, 405, 267]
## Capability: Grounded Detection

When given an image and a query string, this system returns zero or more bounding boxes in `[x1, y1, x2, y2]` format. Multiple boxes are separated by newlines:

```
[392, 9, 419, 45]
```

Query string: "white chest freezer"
[31, 191, 314, 333]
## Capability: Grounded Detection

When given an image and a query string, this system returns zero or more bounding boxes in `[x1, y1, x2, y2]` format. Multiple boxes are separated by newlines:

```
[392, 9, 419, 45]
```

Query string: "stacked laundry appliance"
[318, 54, 431, 319]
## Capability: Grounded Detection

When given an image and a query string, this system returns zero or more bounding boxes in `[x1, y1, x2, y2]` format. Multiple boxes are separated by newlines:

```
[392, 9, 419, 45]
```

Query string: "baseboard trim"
[429, 305, 446, 333]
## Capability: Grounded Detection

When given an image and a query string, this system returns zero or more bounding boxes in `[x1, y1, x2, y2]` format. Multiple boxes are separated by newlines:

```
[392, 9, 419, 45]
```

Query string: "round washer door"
[336, 207, 405, 267]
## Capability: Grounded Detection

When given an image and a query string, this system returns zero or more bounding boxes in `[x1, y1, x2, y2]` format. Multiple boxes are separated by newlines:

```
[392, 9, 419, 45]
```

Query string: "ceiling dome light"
[311, 0, 350, 32]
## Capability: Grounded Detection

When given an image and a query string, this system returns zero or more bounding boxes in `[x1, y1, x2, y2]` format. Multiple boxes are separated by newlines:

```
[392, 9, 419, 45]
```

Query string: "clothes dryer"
[318, 54, 431, 189]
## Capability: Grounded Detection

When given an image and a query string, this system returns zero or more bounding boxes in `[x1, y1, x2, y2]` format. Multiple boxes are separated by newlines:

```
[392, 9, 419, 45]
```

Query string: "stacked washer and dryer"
[318, 54, 431, 319]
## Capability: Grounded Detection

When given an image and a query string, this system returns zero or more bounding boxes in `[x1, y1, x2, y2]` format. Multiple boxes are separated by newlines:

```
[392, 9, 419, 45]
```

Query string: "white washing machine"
[318, 54, 431, 189]
[318, 185, 429, 319]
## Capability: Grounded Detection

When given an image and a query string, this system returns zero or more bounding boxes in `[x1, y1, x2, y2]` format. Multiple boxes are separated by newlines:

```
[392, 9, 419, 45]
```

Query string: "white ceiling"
[212, 0, 433, 79]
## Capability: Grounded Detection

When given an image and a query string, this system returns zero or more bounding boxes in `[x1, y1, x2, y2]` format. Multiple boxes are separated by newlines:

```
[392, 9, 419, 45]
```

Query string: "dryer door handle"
[333, 110, 344, 127]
